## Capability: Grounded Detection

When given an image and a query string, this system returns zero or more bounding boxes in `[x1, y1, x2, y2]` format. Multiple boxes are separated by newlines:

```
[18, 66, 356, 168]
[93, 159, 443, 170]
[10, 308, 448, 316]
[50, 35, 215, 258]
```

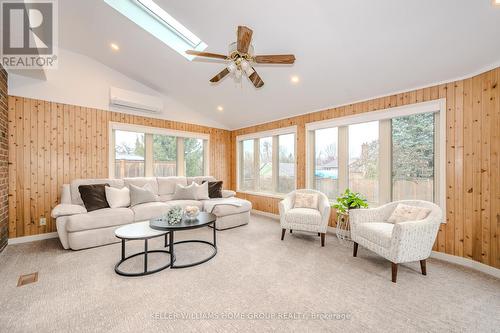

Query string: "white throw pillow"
[294, 192, 319, 209]
[105, 186, 130, 208]
[195, 182, 210, 200]
[387, 204, 431, 223]
[173, 182, 197, 200]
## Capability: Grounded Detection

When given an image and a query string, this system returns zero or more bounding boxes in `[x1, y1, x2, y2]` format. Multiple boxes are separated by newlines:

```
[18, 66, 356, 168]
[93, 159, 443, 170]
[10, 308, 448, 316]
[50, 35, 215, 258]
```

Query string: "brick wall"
[0, 65, 7, 252]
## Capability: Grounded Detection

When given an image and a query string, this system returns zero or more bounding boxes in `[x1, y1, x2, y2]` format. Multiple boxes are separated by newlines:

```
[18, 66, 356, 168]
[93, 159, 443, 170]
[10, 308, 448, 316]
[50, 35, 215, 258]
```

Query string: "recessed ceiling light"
[110, 43, 120, 51]
[291, 76, 300, 84]
[217, 106, 224, 112]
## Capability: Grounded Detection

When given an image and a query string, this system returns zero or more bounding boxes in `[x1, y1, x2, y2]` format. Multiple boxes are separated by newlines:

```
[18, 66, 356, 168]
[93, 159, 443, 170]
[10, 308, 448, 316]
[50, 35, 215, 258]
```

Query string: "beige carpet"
[0, 214, 499, 333]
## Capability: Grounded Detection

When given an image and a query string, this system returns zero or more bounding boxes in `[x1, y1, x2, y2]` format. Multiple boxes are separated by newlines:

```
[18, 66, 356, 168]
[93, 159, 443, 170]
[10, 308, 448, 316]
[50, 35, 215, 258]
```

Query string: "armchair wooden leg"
[420, 259, 427, 276]
[320, 233, 325, 247]
[353, 242, 358, 257]
[290, 229, 293, 234]
[281, 228, 286, 240]
[391, 263, 398, 283]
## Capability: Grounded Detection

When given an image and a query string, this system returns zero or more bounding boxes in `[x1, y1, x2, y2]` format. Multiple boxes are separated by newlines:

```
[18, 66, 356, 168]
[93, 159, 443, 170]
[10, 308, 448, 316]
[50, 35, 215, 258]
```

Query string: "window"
[184, 138, 204, 177]
[110, 123, 208, 178]
[259, 137, 273, 192]
[237, 127, 297, 195]
[307, 100, 445, 209]
[104, 0, 207, 59]
[278, 134, 296, 193]
[392, 113, 435, 202]
[314, 127, 339, 199]
[153, 135, 177, 177]
[114, 130, 145, 178]
[348, 121, 379, 205]
[240, 140, 255, 191]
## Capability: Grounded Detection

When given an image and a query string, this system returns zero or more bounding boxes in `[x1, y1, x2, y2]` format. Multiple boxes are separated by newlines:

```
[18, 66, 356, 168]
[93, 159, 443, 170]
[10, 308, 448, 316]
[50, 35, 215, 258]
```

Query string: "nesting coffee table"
[114, 213, 217, 276]
[150, 212, 217, 269]
[114, 221, 171, 276]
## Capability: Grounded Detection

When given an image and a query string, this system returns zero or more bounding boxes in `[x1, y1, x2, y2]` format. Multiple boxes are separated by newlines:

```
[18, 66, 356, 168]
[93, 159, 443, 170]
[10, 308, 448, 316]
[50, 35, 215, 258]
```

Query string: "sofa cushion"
[284, 208, 322, 226]
[187, 176, 216, 185]
[203, 180, 223, 198]
[356, 222, 394, 248]
[78, 184, 110, 212]
[387, 204, 431, 223]
[174, 183, 198, 200]
[66, 208, 134, 232]
[157, 177, 187, 195]
[123, 177, 159, 196]
[130, 183, 157, 206]
[166, 200, 203, 210]
[70, 179, 124, 206]
[204, 198, 251, 216]
[293, 192, 318, 210]
[158, 194, 174, 202]
[132, 202, 170, 221]
[105, 186, 130, 208]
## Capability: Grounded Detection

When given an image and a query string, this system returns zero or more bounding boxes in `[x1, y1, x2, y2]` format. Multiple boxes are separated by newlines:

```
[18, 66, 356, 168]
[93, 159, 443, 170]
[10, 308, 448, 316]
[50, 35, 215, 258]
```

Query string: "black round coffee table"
[150, 212, 217, 269]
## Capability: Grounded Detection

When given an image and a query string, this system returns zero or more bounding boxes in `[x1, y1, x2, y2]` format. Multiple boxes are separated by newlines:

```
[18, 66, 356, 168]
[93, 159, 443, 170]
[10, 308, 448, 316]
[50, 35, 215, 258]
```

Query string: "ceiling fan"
[185, 26, 296, 88]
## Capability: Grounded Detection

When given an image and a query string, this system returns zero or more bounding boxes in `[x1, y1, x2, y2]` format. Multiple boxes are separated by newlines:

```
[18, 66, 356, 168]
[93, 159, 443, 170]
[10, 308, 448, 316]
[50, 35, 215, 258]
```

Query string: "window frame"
[236, 126, 297, 198]
[305, 99, 446, 215]
[109, 122, 209, 178]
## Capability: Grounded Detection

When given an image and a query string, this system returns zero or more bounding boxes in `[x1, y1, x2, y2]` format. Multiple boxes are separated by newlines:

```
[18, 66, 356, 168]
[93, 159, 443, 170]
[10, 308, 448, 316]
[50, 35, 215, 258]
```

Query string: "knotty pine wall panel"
[7, 97, 232, 238]
[231, 67, 500, 269]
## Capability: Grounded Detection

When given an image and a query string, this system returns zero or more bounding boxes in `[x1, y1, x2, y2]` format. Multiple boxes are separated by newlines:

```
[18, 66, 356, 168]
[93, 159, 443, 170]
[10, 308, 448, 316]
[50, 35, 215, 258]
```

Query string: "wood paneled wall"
[231, 67, 500, 269]
[7, 96, 232, 238]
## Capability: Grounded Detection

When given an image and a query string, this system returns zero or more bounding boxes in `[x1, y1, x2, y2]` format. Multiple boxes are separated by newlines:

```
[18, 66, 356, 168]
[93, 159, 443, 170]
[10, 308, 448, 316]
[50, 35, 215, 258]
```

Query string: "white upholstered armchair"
[349, 200, 442, 282]
[279, 189, 331, 246]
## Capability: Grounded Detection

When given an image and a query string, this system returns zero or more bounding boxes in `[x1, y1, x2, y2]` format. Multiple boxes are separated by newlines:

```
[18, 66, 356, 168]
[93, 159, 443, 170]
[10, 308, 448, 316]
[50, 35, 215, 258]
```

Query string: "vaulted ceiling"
[60, 0, 500, 129]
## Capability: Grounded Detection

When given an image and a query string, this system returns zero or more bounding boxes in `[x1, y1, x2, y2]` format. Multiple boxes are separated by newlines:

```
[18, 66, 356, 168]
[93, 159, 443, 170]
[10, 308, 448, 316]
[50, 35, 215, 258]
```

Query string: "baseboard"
[430, 251, 500, 279]
[251, 209, 279, 220]
[8, 232, 58, 245]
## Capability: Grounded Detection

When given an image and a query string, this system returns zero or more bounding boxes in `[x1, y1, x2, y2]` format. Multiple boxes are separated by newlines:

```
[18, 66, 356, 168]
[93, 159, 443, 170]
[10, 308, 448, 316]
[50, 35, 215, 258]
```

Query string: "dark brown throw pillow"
[78, 184, 110, 212]
[202, 180, 223, 198]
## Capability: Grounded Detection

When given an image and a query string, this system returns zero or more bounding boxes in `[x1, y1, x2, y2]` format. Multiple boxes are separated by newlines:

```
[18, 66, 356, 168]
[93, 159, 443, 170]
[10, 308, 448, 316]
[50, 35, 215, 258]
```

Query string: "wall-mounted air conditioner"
[109, 87, 163, 113]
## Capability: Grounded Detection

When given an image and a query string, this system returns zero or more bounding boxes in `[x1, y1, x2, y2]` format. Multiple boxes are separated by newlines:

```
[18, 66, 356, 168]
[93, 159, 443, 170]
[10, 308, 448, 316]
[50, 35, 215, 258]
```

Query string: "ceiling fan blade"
[248, 68, 264, 88]
[254, 54, 296, 64]
[210, 68, 230, 83]
[237, 26, 253, 54]
[186, 50, 227, 60]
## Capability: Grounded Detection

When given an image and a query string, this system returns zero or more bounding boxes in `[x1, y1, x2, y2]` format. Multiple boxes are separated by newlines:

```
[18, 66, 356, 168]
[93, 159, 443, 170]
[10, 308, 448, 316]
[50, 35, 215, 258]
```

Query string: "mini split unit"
[109, 87, 163, 113]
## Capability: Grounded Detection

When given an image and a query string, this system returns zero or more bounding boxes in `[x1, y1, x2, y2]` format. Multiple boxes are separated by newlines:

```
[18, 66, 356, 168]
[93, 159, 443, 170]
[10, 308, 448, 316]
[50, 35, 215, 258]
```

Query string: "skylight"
[104, 0, 207, 60]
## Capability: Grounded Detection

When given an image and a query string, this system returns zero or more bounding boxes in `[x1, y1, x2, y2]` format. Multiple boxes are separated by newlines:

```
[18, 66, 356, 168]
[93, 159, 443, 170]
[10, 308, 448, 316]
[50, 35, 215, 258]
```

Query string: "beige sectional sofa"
[51, 176, 251, 250]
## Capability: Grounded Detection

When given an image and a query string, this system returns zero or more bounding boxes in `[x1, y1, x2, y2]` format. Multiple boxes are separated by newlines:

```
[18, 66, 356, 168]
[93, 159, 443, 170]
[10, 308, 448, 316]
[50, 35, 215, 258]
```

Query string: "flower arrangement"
[167, 206, 183, 225]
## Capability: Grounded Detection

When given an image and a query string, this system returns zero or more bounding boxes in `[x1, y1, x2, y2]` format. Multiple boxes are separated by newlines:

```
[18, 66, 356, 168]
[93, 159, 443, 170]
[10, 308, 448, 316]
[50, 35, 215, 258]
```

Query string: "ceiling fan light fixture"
[227, 62, 237, 73]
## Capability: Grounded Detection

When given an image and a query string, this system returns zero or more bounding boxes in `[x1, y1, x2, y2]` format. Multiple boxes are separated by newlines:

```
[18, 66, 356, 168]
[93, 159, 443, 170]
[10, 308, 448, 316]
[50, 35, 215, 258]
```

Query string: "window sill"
[236, 190, 286, 200]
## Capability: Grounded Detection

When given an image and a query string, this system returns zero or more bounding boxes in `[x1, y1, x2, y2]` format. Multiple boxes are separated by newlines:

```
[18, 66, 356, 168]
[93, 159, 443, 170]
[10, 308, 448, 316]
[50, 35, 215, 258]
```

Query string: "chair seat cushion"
[132, 202, 170, 221]
[285, 208, 322, 225]
[356, 222, 394, 248]
[66, 208, 134, 232]
[203, 198, 251, 216]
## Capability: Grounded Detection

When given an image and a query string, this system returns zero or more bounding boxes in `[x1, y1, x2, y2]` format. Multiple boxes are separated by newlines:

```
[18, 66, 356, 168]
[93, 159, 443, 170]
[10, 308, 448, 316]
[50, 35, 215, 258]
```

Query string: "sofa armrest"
[51, 204, 87, 218]
[221, 190, 236, 198]
[279, 196, 293, 216]
[390, 218, 440, 263]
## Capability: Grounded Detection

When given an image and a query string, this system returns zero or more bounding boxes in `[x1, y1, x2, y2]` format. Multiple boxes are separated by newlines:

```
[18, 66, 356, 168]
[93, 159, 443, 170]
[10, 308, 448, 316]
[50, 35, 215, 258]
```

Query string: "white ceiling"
[59, 0, 500, 130]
